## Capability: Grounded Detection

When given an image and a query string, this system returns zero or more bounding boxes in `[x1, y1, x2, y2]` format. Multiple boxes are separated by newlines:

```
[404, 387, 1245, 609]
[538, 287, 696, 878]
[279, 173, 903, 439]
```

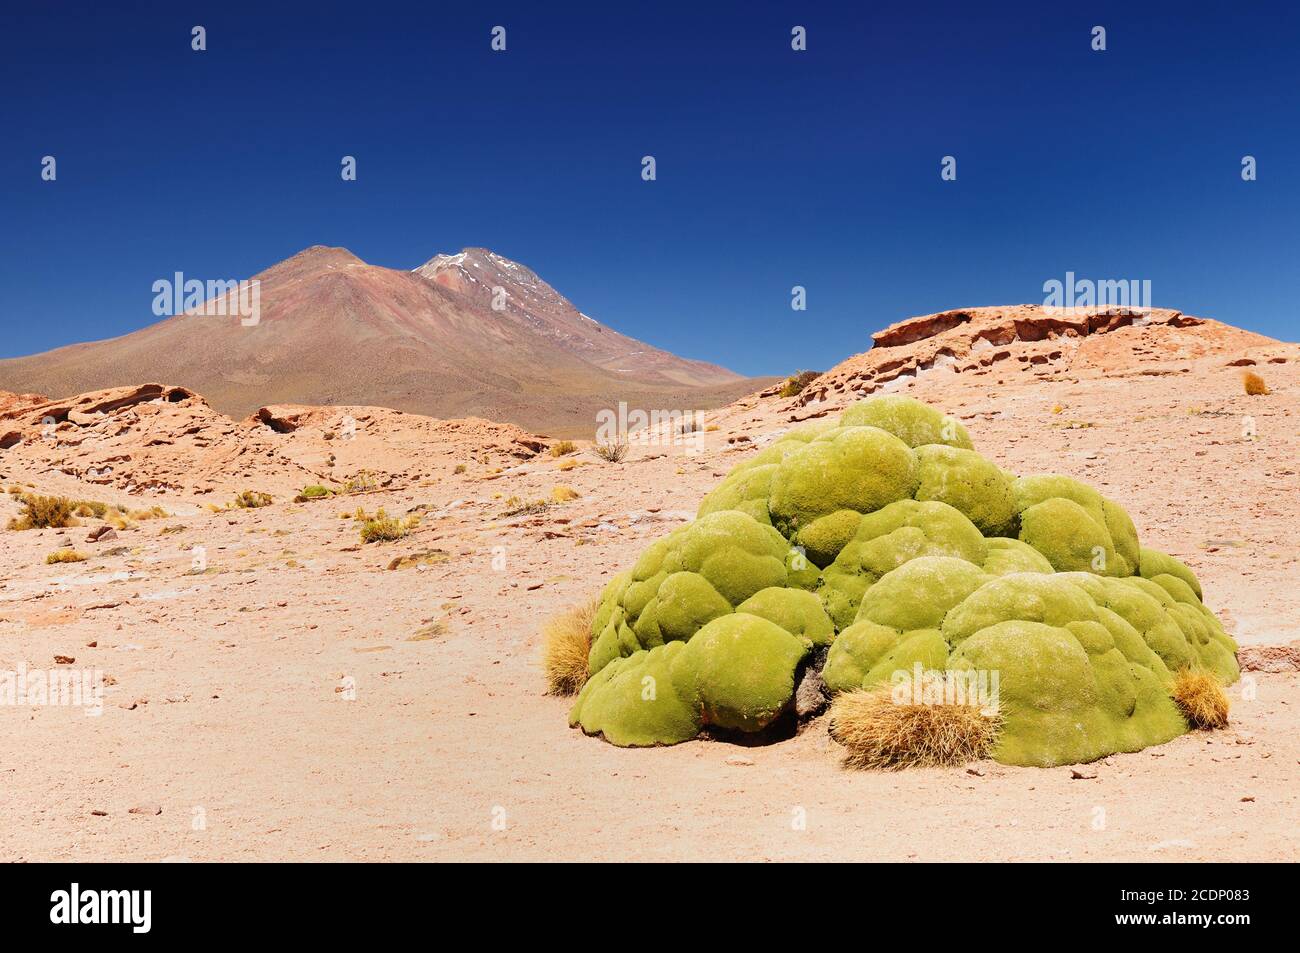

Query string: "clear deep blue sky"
[2, 1, 1296, 376]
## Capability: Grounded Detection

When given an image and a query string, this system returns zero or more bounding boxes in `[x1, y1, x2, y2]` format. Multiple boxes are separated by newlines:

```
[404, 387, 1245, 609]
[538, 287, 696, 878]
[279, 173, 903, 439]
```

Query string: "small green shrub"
[294, 485, 336, 503]
[360, 509, 415, 543]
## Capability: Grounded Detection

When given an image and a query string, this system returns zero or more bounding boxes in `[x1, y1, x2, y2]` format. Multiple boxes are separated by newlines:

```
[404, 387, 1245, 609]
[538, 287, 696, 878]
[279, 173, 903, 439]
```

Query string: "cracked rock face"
[568, 395, 1238, 766]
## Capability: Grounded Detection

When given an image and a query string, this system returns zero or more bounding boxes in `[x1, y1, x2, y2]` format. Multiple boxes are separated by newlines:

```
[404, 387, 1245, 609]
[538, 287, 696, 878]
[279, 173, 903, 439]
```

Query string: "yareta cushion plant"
[567, 395, 1238, 767]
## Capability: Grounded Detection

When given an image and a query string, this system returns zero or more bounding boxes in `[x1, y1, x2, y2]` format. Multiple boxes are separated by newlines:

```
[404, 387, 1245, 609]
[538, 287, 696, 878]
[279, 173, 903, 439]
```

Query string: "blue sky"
[2, 0, 1296, 377]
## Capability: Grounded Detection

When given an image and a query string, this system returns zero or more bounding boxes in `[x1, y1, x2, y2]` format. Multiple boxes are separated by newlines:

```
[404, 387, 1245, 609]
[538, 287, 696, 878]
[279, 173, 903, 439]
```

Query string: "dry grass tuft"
[542, 598, 597, 695]
[549, 440, 577, 457]
[1171, 668, 1230, 729]
[550, 485, 580, 503]
[408, 619, 448, 642]
[829, 683, 1002, 770]
[8, 494, 77, 530]
[501, 496, 550, 518]
[1242, 371, 1270, 396]
[232, 490, 273, 509]
[778, 369, 819, 398]
[46, 548, 87, 564]
[593, 439, 629, 463]
[359, 508, 416, 543]
[128, 505, 168, 521]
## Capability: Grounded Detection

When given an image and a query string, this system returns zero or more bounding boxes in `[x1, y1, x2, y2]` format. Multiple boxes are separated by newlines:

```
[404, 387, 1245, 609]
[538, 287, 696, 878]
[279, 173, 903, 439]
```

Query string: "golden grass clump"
[1242, 371, 1270, 396]
[232, 490, 273, 509]
[828, 683, 1002, 770]
[8, 494, 77, 530]
[542, 598, 597, 695]
[778, 369, 819, 398]
[128, 505, 168, 520]
[1171, 668, 1230, 729]
[549, 440, 577, 457]
[550, 485, 580, 503]
[46, 548, 87, 564]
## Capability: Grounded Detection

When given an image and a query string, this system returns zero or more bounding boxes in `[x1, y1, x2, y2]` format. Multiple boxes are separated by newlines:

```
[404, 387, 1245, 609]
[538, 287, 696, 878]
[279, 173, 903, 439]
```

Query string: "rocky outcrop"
[246, 404, 550, 458]
[0, 389, 49, 416]
[0, 382, 552, 500]
[0, 383, 314, 496]
[779, 305, 1282, 411]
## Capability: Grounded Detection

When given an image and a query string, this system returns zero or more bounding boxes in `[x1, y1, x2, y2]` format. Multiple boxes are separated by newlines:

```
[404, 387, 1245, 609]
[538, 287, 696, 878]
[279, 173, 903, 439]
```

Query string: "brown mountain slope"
[0, 246, 762, 437]
[413, 248, 739, 387]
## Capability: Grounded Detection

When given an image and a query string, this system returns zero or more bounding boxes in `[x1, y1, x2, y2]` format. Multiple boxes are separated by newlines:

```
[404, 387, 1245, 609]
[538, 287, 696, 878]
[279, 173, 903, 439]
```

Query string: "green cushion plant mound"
[569, 395, 1239, 766]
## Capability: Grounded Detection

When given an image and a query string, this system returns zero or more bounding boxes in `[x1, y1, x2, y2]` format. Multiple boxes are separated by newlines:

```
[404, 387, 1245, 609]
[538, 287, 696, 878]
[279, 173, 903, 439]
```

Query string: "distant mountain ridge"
[0, 246, 758, 436]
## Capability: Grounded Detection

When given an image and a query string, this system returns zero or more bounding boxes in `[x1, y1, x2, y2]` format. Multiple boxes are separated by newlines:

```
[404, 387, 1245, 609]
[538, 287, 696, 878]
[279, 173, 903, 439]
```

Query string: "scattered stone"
[1069, 767, 1098, 780]
[793, 665, 828, 719]
[724, 756, 754, 767]
[53, 655, 75, 665]
[128, 804, 162, 816]
[1238, 641, 1300, 673]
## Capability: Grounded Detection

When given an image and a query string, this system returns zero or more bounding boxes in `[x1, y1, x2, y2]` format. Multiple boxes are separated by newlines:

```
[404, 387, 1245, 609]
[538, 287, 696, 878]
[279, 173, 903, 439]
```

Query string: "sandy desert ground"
[1, 306, 1297, 862]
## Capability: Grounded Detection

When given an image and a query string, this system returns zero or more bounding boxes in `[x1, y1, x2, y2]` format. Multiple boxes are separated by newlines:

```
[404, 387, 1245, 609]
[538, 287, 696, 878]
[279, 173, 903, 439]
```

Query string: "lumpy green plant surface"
[569, 395, 1238, 766]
